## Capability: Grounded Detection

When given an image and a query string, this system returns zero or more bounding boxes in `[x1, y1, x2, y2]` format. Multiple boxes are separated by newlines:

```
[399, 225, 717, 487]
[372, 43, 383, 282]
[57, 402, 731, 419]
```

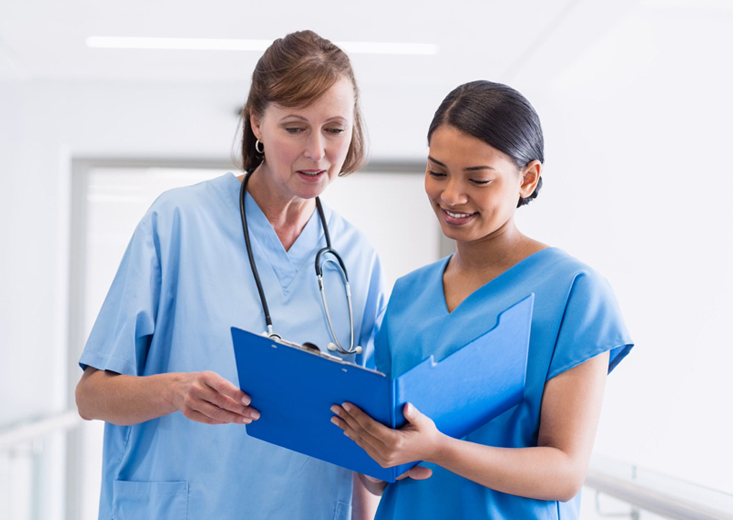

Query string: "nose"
[304, 131, 325, 162]
[440, 178, 468, 207]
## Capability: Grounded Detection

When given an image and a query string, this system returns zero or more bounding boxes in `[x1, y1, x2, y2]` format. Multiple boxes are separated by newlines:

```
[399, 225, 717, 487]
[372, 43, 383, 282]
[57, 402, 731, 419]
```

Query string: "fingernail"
[242, 418, 252, 424]
[242, 396, 251, 406]
[330, 417, 339, 426]
[250, 410, 260, 420]
[330, 405, 339, 414]
[342, 402, 352, 412]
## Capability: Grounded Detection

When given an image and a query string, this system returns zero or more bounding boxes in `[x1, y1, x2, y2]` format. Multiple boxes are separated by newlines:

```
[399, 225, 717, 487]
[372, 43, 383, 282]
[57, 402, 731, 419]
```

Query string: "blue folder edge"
[231, 294, 534, 482]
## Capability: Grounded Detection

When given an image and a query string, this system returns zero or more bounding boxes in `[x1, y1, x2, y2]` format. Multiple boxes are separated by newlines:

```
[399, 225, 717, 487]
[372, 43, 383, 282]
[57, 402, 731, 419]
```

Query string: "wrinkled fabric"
[80, 173, 387, 520]
[375, 248, 633, 520]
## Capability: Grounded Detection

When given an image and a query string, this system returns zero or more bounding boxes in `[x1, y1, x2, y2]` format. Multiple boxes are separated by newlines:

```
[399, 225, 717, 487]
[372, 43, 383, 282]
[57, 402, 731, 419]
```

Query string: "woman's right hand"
[174, 371, 260, 425]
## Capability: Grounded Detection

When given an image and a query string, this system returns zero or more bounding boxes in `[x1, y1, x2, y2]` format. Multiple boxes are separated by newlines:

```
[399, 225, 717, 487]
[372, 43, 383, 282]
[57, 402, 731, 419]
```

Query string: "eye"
[325, 127, 345, 135]
[428, 171, 446, 178]
[470, 179, 491, 185]
[285, 127, 305, 134]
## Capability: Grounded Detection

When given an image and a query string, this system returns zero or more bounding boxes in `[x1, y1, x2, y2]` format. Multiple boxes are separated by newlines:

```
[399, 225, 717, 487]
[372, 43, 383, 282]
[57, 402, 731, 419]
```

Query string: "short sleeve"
[547, 271, 633, 380]
[78, 221, 161, 376]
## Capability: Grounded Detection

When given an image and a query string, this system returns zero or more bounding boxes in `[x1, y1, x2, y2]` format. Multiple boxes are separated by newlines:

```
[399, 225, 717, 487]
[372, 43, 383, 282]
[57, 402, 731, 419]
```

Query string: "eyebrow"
[280, 115, 347, 123]
[428, 156, 496, 171]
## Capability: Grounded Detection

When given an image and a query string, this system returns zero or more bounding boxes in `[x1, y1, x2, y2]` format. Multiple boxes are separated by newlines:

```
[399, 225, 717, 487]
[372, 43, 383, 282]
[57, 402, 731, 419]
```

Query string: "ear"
[250, 113, 263, 141]
[519, 160, 542, 199]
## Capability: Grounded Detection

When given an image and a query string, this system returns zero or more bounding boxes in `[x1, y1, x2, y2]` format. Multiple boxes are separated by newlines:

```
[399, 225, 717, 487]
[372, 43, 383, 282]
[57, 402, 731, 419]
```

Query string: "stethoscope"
[239, 170, 362, 355]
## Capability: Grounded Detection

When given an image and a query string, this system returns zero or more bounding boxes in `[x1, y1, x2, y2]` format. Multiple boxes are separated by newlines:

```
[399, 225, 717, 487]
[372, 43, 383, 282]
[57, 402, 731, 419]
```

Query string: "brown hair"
[240, 30, 366, 175]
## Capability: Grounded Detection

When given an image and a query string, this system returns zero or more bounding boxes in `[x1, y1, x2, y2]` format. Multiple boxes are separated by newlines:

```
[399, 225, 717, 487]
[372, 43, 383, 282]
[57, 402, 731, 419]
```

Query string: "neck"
[452, 219, 531, 274]
[242, 165, 316, 251]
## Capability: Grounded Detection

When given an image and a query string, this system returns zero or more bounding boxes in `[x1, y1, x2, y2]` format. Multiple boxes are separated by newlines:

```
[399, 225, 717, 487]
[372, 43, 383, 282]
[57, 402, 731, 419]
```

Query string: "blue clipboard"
[231, 294, 533, 482]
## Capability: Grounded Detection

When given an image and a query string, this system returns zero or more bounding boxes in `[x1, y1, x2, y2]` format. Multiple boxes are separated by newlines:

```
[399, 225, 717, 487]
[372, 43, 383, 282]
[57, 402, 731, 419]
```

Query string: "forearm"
[430, 436, 585, 502]
[351, 473, 381, 519]
[358, 473, 387, 496]
[76, 368, 183, 426]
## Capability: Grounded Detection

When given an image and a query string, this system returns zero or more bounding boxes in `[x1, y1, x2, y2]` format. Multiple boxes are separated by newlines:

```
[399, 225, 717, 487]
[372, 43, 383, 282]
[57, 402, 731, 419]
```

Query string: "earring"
[255, 139, 264, 154]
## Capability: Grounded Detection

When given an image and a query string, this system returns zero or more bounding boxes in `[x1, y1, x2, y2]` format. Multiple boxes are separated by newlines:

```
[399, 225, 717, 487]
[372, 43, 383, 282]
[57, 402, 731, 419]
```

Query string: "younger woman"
[332, 80, 633, 519]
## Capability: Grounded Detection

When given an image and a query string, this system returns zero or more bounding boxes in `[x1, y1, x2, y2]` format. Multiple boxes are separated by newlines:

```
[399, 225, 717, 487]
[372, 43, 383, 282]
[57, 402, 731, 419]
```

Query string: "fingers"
[331, 407, 387, 460]
[408, 465, 433, 480]
[201, 372, 259, 419]
[331, 403, 407, 468]
[396, 465, 433, 481]
[180, 371, 259, 425]
[189, 399, 254, 425]
[185, 408, 229, 426]
[202, 371, 251, 406]
[339, 403, 394, 442]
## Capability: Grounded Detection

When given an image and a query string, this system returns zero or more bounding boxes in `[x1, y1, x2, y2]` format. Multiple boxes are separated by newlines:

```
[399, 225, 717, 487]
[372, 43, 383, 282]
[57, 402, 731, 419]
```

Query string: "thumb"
[403, 402, 423, 423]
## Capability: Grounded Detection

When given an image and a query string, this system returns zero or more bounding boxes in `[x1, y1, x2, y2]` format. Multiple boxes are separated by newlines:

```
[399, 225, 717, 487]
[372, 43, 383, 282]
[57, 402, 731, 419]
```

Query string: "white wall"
[513, 1, 733, 496]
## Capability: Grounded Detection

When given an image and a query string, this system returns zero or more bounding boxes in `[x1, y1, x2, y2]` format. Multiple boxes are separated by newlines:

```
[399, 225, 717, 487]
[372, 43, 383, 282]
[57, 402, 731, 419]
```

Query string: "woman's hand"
[174, 371, 260, 425]
[331, 401, 441, 477]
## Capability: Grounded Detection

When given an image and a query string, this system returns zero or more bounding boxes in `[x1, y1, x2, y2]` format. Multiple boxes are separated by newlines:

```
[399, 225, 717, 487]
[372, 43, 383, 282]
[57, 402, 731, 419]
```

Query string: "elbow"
[75, 381, 92, 421]
[554, 467, 587, 503]
[556, 482, 583, 503]
[75, 371, 99, 421]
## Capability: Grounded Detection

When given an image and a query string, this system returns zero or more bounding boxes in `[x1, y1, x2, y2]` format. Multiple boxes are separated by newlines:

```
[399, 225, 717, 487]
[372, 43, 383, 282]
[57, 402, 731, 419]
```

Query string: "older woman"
[332, 80, 633, 519]
[75, 31, 385, 519]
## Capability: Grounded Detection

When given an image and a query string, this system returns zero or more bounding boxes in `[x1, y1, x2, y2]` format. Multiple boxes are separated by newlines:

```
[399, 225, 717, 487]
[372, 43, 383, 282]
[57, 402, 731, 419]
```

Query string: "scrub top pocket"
[112, 480, 188, 520]
[333, 500, 351, 520]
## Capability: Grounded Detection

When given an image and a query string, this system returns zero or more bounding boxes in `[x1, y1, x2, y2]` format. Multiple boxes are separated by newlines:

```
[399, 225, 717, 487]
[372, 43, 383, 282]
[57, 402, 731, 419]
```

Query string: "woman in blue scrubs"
[332, 80, 633, 519]
[75, 31, 385, 520]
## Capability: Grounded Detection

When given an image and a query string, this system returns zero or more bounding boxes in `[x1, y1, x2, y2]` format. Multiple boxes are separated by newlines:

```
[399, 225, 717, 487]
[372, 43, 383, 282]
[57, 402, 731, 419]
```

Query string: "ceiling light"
[85, 37, 438, 55]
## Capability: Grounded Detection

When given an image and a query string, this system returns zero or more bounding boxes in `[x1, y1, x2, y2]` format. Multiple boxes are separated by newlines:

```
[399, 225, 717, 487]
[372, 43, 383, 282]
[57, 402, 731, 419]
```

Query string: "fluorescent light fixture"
[85, 37, 438, 56]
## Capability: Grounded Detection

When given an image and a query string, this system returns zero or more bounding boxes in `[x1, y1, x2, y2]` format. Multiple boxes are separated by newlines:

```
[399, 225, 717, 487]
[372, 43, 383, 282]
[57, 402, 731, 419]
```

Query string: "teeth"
[445, 209, 472, 218]
[300, 171, 322, 176]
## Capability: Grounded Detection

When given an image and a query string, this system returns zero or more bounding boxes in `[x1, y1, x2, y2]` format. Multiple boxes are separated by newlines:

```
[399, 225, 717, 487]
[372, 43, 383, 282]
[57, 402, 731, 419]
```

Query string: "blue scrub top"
[374, 248, 633, 520]
[79, 173, 387, 520]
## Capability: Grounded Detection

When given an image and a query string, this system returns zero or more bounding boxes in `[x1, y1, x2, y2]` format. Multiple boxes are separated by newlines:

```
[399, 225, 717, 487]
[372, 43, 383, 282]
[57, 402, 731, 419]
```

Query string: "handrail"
[585, 465, 733, 520]
[0, 410, 81, 450]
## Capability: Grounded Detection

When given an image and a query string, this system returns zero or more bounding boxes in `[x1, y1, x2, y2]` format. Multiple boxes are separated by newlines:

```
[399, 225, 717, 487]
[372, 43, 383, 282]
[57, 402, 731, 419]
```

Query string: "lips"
[440, 207, 477, 225]
[297, 170, 326, 182]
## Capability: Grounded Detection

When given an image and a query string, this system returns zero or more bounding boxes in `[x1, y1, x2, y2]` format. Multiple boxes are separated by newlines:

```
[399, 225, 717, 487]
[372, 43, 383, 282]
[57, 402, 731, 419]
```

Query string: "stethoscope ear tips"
[354, 346, 363, 354]
[327, 342, 338, 352]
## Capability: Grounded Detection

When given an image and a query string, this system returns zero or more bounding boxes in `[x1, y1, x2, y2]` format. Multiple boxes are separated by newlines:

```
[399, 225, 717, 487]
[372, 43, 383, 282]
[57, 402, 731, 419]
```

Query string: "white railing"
[585, 457, 733, 520]
[2, 413, 733, 520]
[0, 412, 80, 451]
[0, 411, 82, 520]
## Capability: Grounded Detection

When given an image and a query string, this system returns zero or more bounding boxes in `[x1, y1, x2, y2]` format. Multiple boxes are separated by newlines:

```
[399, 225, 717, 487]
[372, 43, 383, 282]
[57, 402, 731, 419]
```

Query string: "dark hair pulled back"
[428, 80, 544, 207]
[240, 30, 366, 174]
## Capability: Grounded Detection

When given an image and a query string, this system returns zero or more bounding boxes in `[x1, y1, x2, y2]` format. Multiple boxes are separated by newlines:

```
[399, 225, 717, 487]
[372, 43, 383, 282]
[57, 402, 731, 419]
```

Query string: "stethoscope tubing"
[239, 170, 358, 354]
[240, 171, 277, 338]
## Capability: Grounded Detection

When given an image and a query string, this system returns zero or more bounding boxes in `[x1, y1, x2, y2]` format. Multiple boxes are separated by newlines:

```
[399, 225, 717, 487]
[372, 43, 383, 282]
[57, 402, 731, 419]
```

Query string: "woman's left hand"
[331, 402, 443, 471]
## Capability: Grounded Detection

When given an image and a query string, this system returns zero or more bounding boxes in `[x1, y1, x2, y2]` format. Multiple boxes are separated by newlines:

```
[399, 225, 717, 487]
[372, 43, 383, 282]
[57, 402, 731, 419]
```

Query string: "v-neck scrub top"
[374, 248, 633, 520]
[79, 173, 387, 520]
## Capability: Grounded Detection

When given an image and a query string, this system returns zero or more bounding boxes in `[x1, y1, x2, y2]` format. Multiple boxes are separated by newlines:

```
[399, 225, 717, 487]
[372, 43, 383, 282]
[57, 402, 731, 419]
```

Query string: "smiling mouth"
[298, 170, 326, 177]
[441, 208, 477, 224]
[444, 209, 473, 218]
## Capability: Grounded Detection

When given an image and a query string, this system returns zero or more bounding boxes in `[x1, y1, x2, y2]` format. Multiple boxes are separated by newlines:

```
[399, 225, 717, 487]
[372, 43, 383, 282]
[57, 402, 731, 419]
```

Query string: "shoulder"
[536, 249, 623, 325]
[536, 248, 610, 291]
[324, 205, 378, 256]
[139, 174, 232, 232]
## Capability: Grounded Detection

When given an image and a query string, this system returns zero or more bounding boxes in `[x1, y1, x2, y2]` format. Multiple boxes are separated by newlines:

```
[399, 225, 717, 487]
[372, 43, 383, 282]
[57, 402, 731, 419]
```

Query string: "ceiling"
[1, 0, 731, 159]
[0, 0, 644, 85]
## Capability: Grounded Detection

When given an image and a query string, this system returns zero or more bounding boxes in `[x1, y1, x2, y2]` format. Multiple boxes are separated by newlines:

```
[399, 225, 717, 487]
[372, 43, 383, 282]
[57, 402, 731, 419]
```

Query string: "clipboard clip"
[260, 331, 346, 363]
